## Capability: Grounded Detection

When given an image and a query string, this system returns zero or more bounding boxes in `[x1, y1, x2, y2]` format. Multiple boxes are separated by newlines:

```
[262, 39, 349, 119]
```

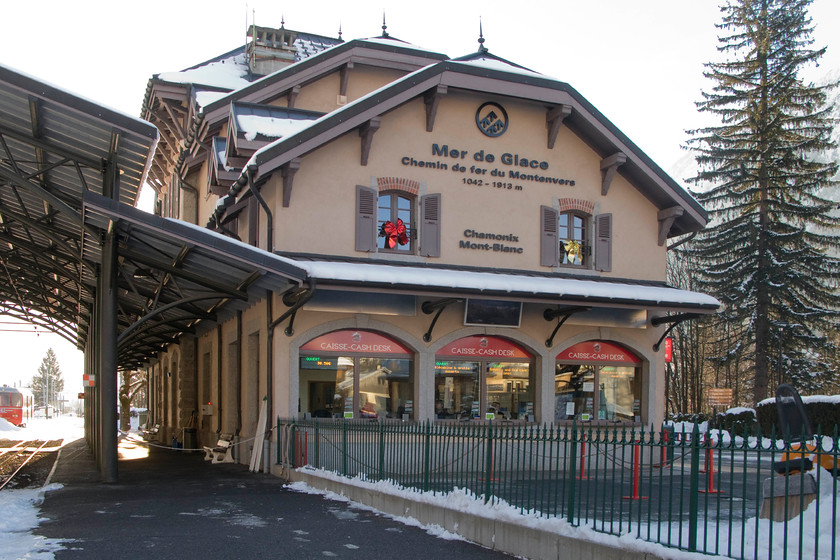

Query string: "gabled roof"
[213, 54, 707, 235]
[199, 37, 448, 125]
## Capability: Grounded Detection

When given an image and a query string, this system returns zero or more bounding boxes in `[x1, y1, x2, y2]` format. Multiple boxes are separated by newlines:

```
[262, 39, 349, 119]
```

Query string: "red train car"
[0, 386, 34, 427]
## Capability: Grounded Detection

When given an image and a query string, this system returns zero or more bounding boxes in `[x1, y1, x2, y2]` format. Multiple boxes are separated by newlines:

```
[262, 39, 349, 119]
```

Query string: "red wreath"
[379, 219, 409, 248]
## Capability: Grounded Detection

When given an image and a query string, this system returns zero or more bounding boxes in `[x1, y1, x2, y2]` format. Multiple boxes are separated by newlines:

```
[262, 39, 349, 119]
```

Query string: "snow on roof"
[196, 90, 231, 110]
[292, 259, 720, 308]
[232, 105, 323, 142]
[451, 57, 543, 77]
[157, 53, 251, 91]
[237, 115, 317, 142]
[356, 36, 443, 53]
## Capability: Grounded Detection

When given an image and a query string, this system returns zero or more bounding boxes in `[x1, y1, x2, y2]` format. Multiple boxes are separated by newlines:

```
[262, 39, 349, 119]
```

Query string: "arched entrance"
[555, 341, 642, 423]
[434, 336, 533, 421]
[299, 329, 414, 419]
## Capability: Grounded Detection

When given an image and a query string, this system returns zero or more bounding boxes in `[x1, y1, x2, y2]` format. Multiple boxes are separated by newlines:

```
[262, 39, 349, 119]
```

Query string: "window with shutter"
[378, 191, 414, 253]
[559, 211, 588, 266]
[419, 193, 441, 257]
[540, 205, 559, 267]
[594, 213, 612, 272]
[355, 185, 377, 252]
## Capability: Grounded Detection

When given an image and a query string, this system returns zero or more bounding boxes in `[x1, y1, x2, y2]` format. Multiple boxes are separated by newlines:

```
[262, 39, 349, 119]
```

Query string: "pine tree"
[31, 348, 65, 411]
[685, 0, 840, 403]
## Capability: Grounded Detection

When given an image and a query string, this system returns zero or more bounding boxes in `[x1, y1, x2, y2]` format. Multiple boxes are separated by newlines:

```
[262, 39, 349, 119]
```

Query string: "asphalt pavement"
[37, 436, 513, 559]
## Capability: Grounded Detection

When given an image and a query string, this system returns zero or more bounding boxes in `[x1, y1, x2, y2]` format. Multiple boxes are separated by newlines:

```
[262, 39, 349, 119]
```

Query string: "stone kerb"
[287, 469, 661, 560]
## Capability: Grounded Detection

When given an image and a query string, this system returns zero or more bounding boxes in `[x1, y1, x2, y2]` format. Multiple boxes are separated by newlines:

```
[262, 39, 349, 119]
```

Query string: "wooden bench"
[142, 423, 160, 441]
[203, 434, 235, 464]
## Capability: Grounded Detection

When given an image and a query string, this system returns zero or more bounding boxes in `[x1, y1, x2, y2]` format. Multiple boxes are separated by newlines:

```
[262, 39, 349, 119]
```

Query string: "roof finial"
[338, 22, 343, 42]
[281, 15, 285, 29]
[381, 12, 389, 37]
[478, 17, 487, 53]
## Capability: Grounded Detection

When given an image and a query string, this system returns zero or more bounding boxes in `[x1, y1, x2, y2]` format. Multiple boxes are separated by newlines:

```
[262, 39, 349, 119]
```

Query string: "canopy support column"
[98, 225, 119, 482]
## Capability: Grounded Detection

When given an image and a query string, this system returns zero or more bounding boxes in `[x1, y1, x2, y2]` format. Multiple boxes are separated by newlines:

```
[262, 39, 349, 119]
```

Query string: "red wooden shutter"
[355, 185, 377, 252]
[419, 193, 441, 257]
[540, 205, 559, 267]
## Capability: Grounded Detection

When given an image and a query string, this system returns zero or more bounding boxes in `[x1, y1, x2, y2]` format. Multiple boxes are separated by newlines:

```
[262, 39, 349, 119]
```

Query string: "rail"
[277, 419, 839, 560]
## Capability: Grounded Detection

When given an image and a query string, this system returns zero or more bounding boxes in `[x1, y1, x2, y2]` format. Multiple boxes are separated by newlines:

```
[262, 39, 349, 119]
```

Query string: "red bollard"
[578, 435, 589, 480]
[699, 439, 722, 494]
[295, 431, 308, 467]
[623, 440, 649, 500]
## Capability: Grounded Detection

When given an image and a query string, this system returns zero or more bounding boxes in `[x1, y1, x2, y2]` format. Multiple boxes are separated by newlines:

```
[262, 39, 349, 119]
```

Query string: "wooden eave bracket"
[281, 158, 301, 207]
[424, 85, 448, 132]
[546, 104, 572, 149]
[340, 62, 354, 97]
[657, 206, 684, 246]
[287, 85, 301, 108]
[161, 99, 187, 142]
[359, 117, 381, 166]
[600, 152, 626, 196]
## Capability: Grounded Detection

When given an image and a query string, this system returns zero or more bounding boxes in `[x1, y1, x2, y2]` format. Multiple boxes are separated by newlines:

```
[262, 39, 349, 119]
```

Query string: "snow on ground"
[288, 464, 839, 560]
[0, 417, 837, 559]
[0, 415, 83, 560]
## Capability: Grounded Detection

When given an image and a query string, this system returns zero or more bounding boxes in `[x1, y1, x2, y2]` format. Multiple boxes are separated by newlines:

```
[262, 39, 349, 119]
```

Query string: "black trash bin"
[183, 427, 197, 452]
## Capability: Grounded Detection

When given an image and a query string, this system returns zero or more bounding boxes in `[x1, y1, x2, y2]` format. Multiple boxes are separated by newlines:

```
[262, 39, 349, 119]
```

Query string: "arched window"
[559, 211, 588, 266]
[377, 191, 414, 252]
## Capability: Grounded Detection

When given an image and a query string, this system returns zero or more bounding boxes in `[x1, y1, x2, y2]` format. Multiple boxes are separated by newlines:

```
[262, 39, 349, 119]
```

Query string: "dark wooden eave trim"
[282, 158, 301, 207]
[657, 206, 685, 246]
[339, 62, 354, 97]
[546, 104, 572, 149]
[424, 85, 447, 132]
[359, 117, 381, 166]
[287, 85, 301, 108]
[600, 152, 626, 196]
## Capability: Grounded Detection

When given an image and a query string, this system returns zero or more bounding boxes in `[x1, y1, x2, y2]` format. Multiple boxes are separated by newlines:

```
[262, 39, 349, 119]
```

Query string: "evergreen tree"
[685, 0, 840, 403]
[31, 348, 65, 410]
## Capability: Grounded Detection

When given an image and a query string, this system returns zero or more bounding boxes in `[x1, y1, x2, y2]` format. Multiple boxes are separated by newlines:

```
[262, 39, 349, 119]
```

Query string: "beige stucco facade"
[141, 30, 715, 466]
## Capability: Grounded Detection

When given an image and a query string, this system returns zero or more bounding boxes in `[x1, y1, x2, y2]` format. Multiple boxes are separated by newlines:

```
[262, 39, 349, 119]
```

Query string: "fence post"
[378, 419, 385, 481]
[688, 423, 701, 552]
[342, 418, 348, 477]
[484, 420, 494, 503]
[423, 420, 432, 492]
[289, 421, 297, 468]
[314, 419, 320, 469]
[567, 420, 578, 524]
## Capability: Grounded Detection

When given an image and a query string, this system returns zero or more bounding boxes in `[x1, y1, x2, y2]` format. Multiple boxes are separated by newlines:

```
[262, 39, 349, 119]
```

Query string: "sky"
[0, 0, 839, 395]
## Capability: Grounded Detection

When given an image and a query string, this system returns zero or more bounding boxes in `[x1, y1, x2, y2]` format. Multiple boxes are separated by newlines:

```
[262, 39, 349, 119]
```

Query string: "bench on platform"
[142, 423, 160, 441]
[203, 434, 234, 464]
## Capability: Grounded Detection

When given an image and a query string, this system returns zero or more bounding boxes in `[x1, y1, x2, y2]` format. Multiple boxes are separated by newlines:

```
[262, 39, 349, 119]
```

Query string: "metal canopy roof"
[0, 63, 305, 369]
[83, 194, 306, 369]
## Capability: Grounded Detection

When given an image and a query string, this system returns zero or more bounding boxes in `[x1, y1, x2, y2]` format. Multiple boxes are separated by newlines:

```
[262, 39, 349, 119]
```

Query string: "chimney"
[246, 24, 299, 75]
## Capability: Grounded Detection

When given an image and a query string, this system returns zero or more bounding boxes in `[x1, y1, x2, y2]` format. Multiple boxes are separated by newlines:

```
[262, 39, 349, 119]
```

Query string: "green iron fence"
[278, 419, 839, 560]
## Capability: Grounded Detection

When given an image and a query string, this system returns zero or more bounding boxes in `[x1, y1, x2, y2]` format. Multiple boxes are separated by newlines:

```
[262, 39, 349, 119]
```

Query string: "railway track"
[0, 439, 62, 490]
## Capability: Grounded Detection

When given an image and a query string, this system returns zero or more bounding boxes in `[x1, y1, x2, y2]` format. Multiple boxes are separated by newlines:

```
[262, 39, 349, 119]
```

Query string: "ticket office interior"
[297, 330, 644, 424]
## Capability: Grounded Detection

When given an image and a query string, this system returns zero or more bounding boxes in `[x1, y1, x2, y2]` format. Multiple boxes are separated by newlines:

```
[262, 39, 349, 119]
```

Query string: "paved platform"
[37, 437, 511, 559]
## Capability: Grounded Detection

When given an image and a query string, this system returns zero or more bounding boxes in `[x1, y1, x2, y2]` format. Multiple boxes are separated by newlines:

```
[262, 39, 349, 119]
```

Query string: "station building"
[140, 23, 718, 469]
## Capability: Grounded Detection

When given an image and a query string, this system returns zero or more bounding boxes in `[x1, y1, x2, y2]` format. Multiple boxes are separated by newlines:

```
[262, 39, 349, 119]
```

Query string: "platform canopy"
[0, 63, 306, 370]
